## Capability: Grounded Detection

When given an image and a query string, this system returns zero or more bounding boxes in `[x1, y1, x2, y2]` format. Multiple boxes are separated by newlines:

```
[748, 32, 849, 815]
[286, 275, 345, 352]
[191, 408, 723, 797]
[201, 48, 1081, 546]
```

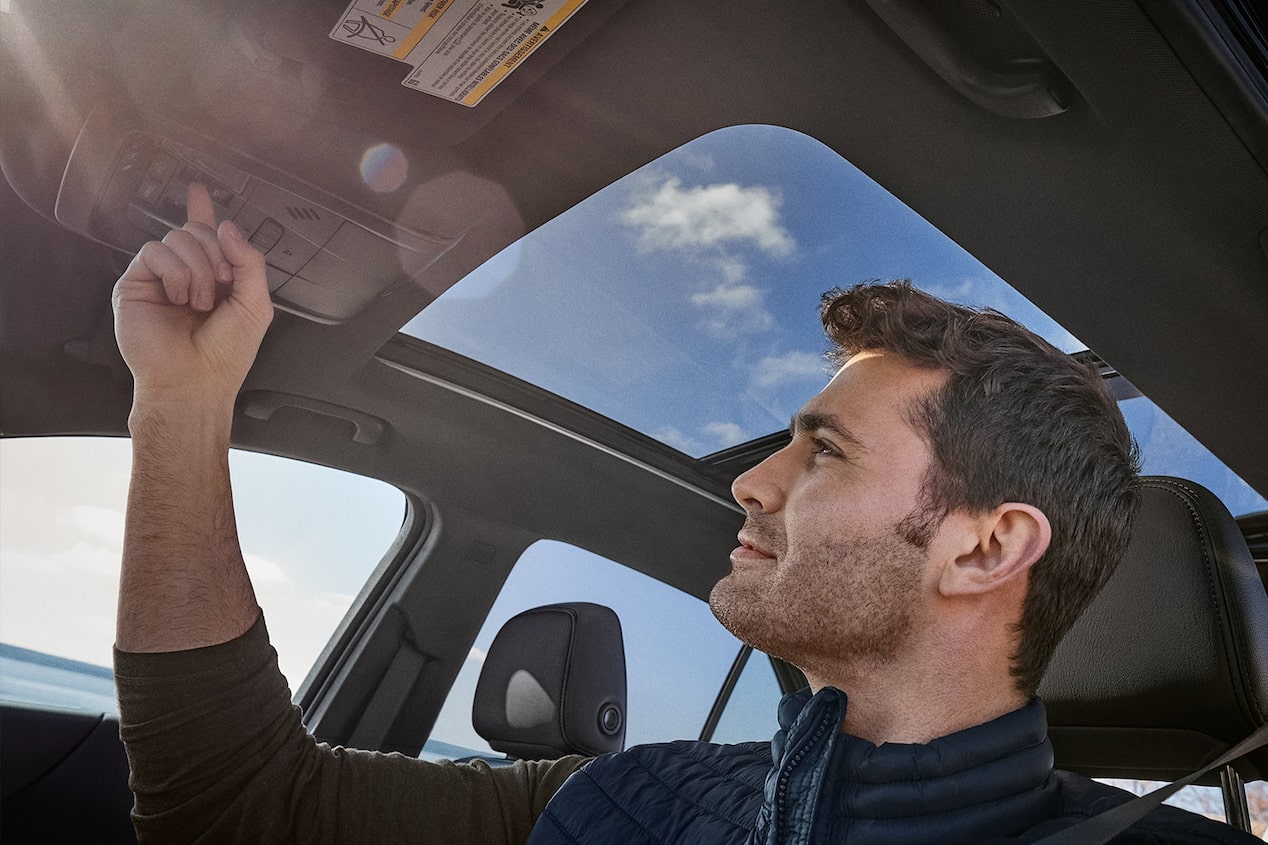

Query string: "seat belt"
[1032, 724, 1268, 844]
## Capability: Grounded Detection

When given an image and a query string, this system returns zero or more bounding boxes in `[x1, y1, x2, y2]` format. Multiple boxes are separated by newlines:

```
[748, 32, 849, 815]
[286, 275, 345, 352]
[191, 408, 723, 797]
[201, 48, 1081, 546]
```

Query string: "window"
[706, 646, 783, 745]
[423, 539, 753, 760]
[402, 123, 1265, 518]
[1094, 779, 1267, 839]
[1121, 398, 1267, 517]
[405, 125, 1086, 458]
[0, 436, 406, 713]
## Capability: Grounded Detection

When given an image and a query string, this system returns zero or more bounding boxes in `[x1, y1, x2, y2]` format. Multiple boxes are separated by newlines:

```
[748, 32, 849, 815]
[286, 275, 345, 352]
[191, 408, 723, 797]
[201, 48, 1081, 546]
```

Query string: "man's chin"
[708, 576, 766, 643]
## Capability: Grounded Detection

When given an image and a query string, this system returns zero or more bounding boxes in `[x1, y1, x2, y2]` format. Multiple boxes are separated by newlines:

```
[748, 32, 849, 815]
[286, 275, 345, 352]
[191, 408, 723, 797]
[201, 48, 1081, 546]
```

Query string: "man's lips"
[732, 533, 776, 561]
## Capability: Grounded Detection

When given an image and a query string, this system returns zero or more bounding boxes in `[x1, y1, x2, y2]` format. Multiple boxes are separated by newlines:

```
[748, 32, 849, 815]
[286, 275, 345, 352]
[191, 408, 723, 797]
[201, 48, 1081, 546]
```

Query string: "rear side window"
[706, 647, 782, 745]
[1093, 779, 1267, 838]
[0, 436, 405, 713]
[424, 539, 772, 760]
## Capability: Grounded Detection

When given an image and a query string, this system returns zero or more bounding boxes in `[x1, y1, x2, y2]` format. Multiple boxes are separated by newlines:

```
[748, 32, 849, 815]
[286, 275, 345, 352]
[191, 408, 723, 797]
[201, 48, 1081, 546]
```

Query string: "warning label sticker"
[330, 0, 589, 107]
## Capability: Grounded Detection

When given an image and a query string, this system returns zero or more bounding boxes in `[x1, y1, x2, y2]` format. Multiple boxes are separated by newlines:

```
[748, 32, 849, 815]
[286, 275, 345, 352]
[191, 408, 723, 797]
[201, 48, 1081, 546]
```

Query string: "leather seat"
[1040, 476, 1268, 781]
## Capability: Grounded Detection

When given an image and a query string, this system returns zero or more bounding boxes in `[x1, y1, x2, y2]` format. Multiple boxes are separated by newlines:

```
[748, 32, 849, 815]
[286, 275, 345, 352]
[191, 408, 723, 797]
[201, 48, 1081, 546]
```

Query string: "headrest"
[473, 602, 626, 760]
[1041, 477, 1268, 780]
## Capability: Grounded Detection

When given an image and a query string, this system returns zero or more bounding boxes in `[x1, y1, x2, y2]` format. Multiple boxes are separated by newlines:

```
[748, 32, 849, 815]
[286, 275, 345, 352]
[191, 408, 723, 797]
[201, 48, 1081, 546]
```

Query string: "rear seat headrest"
[473, 602, 626, 760]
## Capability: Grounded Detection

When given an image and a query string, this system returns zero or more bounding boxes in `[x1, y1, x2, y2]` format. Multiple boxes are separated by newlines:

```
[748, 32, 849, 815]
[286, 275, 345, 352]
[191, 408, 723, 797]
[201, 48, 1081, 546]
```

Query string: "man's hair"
[820, 281, 1140, 696]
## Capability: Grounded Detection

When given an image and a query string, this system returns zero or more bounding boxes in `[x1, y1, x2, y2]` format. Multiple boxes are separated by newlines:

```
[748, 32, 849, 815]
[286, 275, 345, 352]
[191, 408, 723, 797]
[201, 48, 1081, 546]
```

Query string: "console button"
[249, 218, 284, 251]
[146, 152, 179, 183]
[136, 177, 164, 206]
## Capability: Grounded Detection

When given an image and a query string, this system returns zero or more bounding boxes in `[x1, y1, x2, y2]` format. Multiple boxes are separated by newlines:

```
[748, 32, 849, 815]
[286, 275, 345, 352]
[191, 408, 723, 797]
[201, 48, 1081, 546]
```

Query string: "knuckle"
[184, 220, 217, 239]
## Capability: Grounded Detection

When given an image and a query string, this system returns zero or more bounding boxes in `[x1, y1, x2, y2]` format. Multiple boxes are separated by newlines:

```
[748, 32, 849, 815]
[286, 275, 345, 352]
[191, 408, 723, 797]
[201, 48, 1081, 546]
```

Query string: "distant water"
[418, 738, 504, 763]
[0, 644, 118, 715]
[1, 644, 510, 763]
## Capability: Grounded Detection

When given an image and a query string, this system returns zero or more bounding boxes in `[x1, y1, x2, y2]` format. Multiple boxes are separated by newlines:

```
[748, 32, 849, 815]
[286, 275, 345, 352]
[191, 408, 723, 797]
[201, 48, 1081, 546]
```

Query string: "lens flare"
[359, 144, 409, 193]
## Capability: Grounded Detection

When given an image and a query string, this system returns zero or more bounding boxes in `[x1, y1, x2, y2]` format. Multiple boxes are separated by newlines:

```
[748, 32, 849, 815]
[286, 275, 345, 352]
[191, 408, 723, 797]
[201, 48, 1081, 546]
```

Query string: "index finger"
[186, 181, 217, 229]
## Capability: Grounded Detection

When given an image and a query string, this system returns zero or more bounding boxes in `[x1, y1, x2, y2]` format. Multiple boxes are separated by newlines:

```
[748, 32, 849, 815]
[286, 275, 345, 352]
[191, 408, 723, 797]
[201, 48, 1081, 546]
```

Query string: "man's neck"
[803, 654, 1028, 745]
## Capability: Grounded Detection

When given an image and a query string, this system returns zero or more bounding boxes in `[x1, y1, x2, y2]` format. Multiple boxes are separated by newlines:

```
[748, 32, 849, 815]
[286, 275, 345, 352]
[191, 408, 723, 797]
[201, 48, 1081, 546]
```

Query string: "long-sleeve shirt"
[114, 616, 588, 844]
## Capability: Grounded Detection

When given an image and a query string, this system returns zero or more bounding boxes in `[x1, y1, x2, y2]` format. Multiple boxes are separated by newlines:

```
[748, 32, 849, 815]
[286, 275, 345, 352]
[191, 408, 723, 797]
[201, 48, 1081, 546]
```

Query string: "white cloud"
[618, 176, 795, 338]
[702, 422, 747, 446]
[925, 278, 977, 302]
[655, 422, 749, 454]
[690, 283, 775, 335]
[467, 646, 487, 664]
[620, 178, 795, 257]
[676, 150, 717, 173]
[65, 504, 125, 546]
[690, 283, 761, 310]
[751, 351, 832, 389]
[0, 544, 122, 666]
[244, 552, 289, 585]
[652, 426, 704, 455]
[715, 255, 747, 284]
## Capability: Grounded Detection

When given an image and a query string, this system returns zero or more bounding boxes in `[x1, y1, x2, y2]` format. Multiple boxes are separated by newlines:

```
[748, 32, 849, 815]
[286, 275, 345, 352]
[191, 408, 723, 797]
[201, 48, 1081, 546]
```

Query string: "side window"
[0, 436, 406, 713]
[1119, 396, 1267, 517]
[706, 647, 783, 745]
[424, 539, 753, 759]
[1093, 780, 1266, 837]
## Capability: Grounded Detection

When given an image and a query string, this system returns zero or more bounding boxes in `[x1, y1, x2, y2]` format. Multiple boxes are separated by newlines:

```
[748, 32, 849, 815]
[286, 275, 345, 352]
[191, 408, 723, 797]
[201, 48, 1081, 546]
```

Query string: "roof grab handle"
[863, 0, 1071, 119]
[239, 390, 387, 445]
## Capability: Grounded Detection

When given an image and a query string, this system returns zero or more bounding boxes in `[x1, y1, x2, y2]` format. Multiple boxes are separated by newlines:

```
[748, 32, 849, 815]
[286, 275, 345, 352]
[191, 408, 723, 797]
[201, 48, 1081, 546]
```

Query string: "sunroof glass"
[403, 124, 1084, 457]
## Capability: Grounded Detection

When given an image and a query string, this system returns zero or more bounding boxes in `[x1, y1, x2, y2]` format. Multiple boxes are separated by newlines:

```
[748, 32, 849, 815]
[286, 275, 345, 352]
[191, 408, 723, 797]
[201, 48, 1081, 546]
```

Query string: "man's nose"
[731, 449, 787, 514]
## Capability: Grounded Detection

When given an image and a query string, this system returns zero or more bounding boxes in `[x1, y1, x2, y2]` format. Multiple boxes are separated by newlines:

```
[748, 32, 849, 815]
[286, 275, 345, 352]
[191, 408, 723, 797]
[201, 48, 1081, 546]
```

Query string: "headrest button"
[598, 704, 623, 736]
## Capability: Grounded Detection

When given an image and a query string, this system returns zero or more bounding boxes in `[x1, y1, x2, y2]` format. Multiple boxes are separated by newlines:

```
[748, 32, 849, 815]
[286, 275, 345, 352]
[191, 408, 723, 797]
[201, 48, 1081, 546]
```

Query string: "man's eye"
[810, 438, 839, 457]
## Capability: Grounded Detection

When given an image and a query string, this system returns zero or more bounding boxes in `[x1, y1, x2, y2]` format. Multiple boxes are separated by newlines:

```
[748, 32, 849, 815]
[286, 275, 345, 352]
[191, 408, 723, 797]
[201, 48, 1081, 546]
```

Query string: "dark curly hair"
[820, 281, 1140, 696]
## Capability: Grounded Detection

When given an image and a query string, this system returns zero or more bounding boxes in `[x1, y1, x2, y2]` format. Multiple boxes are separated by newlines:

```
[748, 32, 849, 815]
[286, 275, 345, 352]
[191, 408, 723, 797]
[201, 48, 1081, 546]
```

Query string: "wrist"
[128, 392, 236, 450]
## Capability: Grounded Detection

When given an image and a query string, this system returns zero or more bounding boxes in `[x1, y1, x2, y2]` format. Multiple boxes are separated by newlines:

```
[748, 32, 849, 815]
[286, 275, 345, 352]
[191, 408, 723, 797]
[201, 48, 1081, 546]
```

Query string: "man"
[112, 184, 1257, 843]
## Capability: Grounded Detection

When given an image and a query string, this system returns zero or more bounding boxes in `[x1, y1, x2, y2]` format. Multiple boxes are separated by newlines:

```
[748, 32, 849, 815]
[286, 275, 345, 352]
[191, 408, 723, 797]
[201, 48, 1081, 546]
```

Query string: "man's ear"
[938, 503, 1052, 597]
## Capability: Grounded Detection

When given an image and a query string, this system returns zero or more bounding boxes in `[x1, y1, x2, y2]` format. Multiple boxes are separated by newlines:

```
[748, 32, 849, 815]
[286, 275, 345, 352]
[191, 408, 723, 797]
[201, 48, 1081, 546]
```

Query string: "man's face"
[709, 350, 947, 682]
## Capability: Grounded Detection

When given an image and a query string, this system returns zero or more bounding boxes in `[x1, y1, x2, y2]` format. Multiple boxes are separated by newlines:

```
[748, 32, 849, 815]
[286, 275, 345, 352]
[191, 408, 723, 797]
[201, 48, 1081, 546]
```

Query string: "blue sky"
[406, 125, 1087, 457]
[405, 124, 1266, 518]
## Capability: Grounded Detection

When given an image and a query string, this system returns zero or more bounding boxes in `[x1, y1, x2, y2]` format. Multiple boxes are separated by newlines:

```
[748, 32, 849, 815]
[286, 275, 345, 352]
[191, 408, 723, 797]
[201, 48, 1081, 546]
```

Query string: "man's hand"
[113, 182, 273, 409]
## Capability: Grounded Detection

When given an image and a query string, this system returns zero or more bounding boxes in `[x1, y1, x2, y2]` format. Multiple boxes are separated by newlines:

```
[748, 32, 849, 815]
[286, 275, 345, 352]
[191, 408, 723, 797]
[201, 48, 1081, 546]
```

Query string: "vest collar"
[756, 688, 1059, 844]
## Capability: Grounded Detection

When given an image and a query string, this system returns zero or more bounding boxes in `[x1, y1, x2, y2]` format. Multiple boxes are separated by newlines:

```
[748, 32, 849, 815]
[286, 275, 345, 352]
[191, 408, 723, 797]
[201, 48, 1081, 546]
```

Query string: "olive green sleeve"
[114, 617, 588, 844]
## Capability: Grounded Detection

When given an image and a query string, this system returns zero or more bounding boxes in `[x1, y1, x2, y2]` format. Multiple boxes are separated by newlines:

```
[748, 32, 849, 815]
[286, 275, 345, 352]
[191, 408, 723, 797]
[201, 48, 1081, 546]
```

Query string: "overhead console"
[55, 110, 459, 323]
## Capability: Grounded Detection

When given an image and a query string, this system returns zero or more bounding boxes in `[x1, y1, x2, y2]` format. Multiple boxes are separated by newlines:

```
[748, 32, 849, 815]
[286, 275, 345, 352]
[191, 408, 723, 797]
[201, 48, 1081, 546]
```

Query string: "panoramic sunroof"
[402, 124, 1267, 516]
[403, 125, 1083, 457]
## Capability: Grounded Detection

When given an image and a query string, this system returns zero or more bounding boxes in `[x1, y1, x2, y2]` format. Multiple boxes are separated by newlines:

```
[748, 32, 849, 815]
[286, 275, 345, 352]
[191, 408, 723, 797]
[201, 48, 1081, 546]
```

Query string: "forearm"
[117, 394, 260, 652]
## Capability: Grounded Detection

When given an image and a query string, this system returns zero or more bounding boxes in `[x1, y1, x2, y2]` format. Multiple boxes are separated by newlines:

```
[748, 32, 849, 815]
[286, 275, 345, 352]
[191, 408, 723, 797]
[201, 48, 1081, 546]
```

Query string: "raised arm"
[111, 186, 586, 844]
[114, 181, 273, 653]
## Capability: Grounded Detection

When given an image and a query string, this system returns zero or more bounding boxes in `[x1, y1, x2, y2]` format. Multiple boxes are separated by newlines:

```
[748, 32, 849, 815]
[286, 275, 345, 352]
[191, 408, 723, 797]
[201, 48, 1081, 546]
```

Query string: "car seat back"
[1041, 476, 1268, 781]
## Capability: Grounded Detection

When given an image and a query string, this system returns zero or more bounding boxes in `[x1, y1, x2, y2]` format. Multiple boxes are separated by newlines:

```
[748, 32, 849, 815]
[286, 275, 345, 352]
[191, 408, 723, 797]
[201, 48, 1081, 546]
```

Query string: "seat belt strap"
[1032, 723, 1268, 844]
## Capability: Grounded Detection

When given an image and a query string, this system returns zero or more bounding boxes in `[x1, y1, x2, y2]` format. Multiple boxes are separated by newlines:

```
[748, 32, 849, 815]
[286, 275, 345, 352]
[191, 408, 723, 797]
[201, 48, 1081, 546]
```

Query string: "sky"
[0, 437, 403, 688]
[407, 125, 1087, 457]
[2, 124, 1265, 767]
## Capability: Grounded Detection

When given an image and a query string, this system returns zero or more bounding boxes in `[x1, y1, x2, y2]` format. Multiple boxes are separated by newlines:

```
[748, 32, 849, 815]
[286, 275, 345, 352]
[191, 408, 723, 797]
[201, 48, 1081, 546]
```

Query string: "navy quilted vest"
[525, 688, 1257, 844]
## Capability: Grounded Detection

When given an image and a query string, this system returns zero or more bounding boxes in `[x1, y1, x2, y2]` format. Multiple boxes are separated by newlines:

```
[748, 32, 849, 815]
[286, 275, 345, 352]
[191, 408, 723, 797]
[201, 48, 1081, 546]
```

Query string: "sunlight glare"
[360, 143, 409, 193]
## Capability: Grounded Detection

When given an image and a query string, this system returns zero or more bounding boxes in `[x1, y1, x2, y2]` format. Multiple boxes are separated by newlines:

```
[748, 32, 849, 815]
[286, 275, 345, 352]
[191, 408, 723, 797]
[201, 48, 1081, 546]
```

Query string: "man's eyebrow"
[790, 411, 868, 452]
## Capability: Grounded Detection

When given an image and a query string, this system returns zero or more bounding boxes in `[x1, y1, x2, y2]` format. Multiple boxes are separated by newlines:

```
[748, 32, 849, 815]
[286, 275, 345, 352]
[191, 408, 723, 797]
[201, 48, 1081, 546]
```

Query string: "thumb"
[216, 221, 272, 312]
